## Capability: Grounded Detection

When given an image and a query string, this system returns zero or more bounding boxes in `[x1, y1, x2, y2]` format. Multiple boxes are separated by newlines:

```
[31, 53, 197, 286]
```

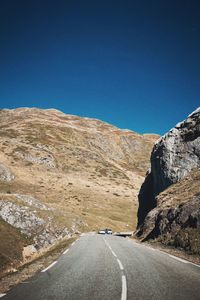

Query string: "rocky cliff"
[136, 108, 200, 254]
[0, 107, 158, 271]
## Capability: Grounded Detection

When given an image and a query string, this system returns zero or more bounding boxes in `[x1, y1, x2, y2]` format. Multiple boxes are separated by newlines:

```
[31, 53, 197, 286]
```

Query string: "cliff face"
[0, 107, 158, 271]
[136, 108, 200, 254]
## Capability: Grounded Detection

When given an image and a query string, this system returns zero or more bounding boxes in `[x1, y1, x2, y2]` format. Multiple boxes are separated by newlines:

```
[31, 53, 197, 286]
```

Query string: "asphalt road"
[2, 233, 200, 300]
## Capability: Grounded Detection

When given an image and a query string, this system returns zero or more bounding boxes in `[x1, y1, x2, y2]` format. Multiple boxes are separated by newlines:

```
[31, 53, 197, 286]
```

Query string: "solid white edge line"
[129, 240, 200, 266]
[0, 294, 6, 298]
[41, 261, 57, 272]
[168, 254, 188, 264]
[189, 262, 200, 268]
[117, 258, 124, 271]
[63, 248, 69, 255]
[121, 275, 127, 300]
[168, 254, 200, 267]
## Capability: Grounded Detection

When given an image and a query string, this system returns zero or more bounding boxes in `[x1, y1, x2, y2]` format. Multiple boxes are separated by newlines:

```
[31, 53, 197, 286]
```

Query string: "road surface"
[1, 233, 200, 300]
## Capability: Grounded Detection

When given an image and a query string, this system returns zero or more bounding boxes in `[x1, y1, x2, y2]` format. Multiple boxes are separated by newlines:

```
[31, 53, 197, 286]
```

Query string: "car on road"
[105, 228, 112, 234]
[98, 228, 112, 234]
[98, 229, 106, 234]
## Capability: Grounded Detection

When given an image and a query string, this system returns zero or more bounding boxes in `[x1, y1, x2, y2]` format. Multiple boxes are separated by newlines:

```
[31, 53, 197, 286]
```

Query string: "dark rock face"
[137, 189, 200, 254]
[137, 108, 200, 228]
[137, 171, 155, 226]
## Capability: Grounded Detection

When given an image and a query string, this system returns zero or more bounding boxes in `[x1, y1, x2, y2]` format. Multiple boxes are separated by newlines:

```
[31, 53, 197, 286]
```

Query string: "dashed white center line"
[117, 258, 124, 271]
[0, 294, 6, 298]
[111, 250, 117, 257]
[121, 275, 127, 300]
[41, 261, 57, 273]
[103, 237, 127, 300]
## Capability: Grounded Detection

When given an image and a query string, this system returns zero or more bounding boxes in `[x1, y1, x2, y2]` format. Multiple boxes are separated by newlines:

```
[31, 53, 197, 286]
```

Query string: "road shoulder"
[130, 237, 200, 266]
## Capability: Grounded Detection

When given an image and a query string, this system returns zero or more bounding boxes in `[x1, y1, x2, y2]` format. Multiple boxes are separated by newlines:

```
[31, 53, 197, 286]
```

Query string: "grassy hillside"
[0, 108, 159, 270]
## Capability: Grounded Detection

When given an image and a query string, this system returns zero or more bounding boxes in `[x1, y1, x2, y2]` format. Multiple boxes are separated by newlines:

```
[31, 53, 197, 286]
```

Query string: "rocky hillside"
[0, 107, 158, 271]
[136, 108, 200, 254]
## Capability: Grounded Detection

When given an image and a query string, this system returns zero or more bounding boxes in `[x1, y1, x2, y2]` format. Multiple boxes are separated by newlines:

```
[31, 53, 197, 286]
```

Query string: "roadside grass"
[17, 236, 77, 273]
[158, 168, 200, 208]
[0, 218, 32, 272]
[0, 236, 77, 293]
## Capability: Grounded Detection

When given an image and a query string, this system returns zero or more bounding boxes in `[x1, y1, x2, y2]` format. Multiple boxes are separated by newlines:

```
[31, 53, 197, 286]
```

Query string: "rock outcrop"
[0, 163, 14, 182]
[136, 108, 200, 254]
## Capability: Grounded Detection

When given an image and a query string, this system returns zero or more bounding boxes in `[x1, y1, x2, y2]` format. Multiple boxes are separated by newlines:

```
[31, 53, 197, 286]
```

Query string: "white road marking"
[0, 294, 6, 298]
[149, 247, 156, 251]
[63, 248, 69, 255]
[111, 250, 117, 257]
[104, 238, 110, 248]
[129, 239, 200, 268]
[103, 237, 127, 300]
[103, 237, 118, 259]
[71, 242, 75, 246]
[168, 254, 189, 264]
[41, 261, 57, 272]
[117, 259, 124, 271]
[189, 262, 200, 268]
[121, 275, 127, 300]
[168, 254, 200, 267]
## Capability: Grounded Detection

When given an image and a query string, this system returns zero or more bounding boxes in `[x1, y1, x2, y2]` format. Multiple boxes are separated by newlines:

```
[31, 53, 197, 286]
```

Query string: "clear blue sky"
[0, 0, 199, 135]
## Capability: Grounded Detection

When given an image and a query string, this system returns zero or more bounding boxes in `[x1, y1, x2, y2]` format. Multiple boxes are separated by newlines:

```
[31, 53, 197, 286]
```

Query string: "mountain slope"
[0, 107, 158, 271]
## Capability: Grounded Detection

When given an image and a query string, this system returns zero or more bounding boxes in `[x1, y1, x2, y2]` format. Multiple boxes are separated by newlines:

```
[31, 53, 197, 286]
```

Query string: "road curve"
[2, 233, 200, 300]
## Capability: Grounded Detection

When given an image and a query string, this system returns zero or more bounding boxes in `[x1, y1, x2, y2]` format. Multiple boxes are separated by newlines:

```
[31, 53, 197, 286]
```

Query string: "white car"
[98, 229, 106, 234]
[98, 228, 113, 234]
[105, 228, 112, 234]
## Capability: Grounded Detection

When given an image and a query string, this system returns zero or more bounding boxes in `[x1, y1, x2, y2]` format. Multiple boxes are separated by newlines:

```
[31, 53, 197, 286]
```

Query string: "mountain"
[136, 108, 200, 254]
[0, 107, 158, 271]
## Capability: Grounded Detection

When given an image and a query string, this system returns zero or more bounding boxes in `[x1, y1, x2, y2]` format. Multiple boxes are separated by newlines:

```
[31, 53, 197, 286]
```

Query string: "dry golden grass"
[0, 219, 32, 271]
[157, 168, 200, 208]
